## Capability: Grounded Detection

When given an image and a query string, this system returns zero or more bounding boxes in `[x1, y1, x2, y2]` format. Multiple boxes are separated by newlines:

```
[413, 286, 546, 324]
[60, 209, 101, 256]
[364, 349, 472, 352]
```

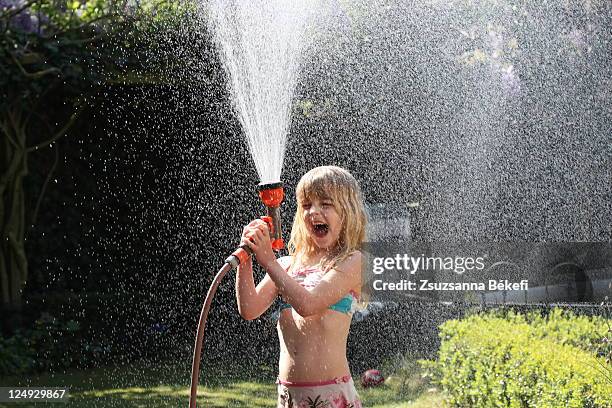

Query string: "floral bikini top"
[278, 264, 359, 315]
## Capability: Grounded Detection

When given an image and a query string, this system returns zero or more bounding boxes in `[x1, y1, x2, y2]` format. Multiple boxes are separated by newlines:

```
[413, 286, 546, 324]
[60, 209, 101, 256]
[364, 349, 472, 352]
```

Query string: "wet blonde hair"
[288, 166, 367, 271]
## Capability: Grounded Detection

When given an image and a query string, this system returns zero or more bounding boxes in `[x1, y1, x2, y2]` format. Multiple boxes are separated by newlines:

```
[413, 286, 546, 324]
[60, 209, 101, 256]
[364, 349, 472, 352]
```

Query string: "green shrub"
[0, 313, 112, 377]
[528, 308, 610, 359]
[0, 332, 36, 376]
[422, 309, 612, 407]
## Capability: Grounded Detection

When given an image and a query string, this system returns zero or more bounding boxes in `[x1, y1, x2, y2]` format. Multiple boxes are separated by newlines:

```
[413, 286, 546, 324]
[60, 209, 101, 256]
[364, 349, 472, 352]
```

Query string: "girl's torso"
[276, 258, 360, 382]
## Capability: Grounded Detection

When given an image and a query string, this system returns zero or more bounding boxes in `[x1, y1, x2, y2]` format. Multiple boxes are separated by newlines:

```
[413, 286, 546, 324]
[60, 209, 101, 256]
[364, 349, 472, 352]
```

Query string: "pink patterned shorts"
[276, 375, 362, 408]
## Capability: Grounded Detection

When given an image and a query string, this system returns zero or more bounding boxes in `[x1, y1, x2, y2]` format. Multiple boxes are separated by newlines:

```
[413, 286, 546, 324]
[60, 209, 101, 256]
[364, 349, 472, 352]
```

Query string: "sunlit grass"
[0, 358, 447, 407]
[72, 381, 277, 407]
[358, 356, 448, 408]
[360, 386, 447, 408]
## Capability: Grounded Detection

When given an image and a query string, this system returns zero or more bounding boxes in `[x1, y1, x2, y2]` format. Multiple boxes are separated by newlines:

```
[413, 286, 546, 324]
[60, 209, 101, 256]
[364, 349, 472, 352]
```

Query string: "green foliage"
[31, 0, 110, 28]
[422, 308, 612, 407]
[0, 0, 200, 312]
[526, 308, 611, 359]
[0, 0, 200, 110]
[377, 352, 432, 400]
[0, 331, 36, 376]
[115, 0, 206, 85]
[1, 0, 116, 108]
[0, 0, 196, 105]
[0, 313, 112, 377]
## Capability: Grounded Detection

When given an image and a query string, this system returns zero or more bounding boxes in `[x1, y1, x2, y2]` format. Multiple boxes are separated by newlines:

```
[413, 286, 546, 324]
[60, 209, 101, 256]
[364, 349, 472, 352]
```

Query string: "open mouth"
[312, 222, 329, 238]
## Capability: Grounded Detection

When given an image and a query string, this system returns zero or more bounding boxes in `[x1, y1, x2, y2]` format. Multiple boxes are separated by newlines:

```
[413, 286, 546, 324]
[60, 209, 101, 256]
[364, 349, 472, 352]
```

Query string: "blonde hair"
[288, 166, 367, 271]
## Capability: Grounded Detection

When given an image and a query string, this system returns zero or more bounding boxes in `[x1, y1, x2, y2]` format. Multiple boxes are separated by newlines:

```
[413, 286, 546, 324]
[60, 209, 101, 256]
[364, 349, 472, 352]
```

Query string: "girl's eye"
[302, 203, 311, 209]
[322, 202, 333, 207]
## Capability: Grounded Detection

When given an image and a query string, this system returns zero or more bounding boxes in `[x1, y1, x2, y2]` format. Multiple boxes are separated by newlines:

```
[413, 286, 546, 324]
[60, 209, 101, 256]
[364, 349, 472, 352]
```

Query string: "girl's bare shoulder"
[335, 250, 362, 273]
[346, 250, 363, 263]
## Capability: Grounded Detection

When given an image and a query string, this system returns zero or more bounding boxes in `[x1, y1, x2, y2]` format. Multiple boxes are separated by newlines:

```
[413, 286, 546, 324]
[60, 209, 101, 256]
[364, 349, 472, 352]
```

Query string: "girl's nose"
[307, 204, 322, 215]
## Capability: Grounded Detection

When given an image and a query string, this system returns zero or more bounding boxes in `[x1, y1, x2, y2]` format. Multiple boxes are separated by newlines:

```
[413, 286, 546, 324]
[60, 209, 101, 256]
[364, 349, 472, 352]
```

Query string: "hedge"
[422, 308, 611, 408]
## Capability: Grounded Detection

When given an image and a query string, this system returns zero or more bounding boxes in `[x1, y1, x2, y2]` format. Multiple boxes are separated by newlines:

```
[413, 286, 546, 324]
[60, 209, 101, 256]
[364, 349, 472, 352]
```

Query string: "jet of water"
[206, 0, 318, 184]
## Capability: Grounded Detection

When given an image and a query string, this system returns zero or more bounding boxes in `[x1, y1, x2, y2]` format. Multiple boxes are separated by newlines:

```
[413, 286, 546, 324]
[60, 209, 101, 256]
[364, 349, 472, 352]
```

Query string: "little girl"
[236, 165, 367, 408]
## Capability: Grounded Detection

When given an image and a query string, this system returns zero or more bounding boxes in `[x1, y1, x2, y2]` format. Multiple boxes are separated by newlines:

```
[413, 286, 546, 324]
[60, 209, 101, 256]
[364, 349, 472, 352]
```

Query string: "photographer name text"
[372, 279, 529, 291]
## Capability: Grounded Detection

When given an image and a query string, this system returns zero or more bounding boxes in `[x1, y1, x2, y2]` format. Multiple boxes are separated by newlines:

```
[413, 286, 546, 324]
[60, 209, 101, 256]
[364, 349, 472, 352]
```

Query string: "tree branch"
[42, 12, 123, 40]
[0, 119, 19, 149]
[10, 52, 61, 80]
[0, 150, 24, 201]
[26, 105, 84, 153]
[25, 85, 55, 125]
[58, 32, 108, 46]
[29, 142, 58, 233]
[6, 109, 25, 148]
[0, 0, 39, 21]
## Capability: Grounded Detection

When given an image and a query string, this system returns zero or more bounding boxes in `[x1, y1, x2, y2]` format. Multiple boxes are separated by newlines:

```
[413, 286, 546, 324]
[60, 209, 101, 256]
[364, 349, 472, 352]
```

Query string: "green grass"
[0, 358, 447, 407]
[359, 355, 447, 408]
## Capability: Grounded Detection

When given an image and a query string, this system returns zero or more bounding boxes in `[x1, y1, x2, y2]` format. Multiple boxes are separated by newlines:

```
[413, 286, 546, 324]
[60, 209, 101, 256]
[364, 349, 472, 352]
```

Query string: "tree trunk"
[0, 109, 28, 334]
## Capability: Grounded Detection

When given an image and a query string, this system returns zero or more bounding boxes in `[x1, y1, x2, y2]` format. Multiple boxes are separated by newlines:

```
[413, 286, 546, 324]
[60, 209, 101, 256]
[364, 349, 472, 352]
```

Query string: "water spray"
[189, 181, 284, 408]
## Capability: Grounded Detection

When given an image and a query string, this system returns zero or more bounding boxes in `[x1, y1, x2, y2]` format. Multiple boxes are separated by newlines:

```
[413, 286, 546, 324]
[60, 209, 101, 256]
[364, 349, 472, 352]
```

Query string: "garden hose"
[189, 182, 284, 407]
[188, 260, 235, 408]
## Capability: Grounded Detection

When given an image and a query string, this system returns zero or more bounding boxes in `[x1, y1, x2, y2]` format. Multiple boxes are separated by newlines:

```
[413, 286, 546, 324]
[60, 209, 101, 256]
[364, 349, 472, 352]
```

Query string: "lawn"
[0, 358, 447, 407]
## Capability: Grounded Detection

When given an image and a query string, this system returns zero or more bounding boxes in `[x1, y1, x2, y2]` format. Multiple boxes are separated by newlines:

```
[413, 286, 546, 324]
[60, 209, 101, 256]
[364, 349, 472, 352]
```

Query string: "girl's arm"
[235, 257, 280, 320]
[242, 219, 361, 317]
[262, 252, 361, 317]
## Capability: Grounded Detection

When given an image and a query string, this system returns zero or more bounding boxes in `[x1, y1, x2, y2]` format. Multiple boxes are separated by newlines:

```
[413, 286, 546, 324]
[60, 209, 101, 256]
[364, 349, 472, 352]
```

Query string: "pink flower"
[296, 400, 310, 408]
[331, 394, 349, 408]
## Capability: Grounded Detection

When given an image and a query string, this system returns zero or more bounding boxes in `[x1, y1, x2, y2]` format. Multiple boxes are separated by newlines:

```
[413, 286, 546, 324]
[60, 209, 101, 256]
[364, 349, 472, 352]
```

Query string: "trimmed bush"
[422, 309, 611, 407]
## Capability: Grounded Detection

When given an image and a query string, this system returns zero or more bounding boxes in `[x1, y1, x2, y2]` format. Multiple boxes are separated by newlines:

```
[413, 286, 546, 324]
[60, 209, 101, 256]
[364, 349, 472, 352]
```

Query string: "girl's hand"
[240, 219, 276, 270]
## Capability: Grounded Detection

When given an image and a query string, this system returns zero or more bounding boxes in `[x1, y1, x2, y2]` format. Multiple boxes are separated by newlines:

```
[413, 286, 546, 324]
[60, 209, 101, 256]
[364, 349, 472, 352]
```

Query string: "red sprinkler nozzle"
[224, 181, 285, 268]
[257, 181, 284, 251]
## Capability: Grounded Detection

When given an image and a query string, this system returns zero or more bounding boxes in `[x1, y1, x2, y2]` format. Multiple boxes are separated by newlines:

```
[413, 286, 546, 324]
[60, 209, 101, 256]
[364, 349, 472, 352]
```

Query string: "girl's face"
[300, 196, 342, 251]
